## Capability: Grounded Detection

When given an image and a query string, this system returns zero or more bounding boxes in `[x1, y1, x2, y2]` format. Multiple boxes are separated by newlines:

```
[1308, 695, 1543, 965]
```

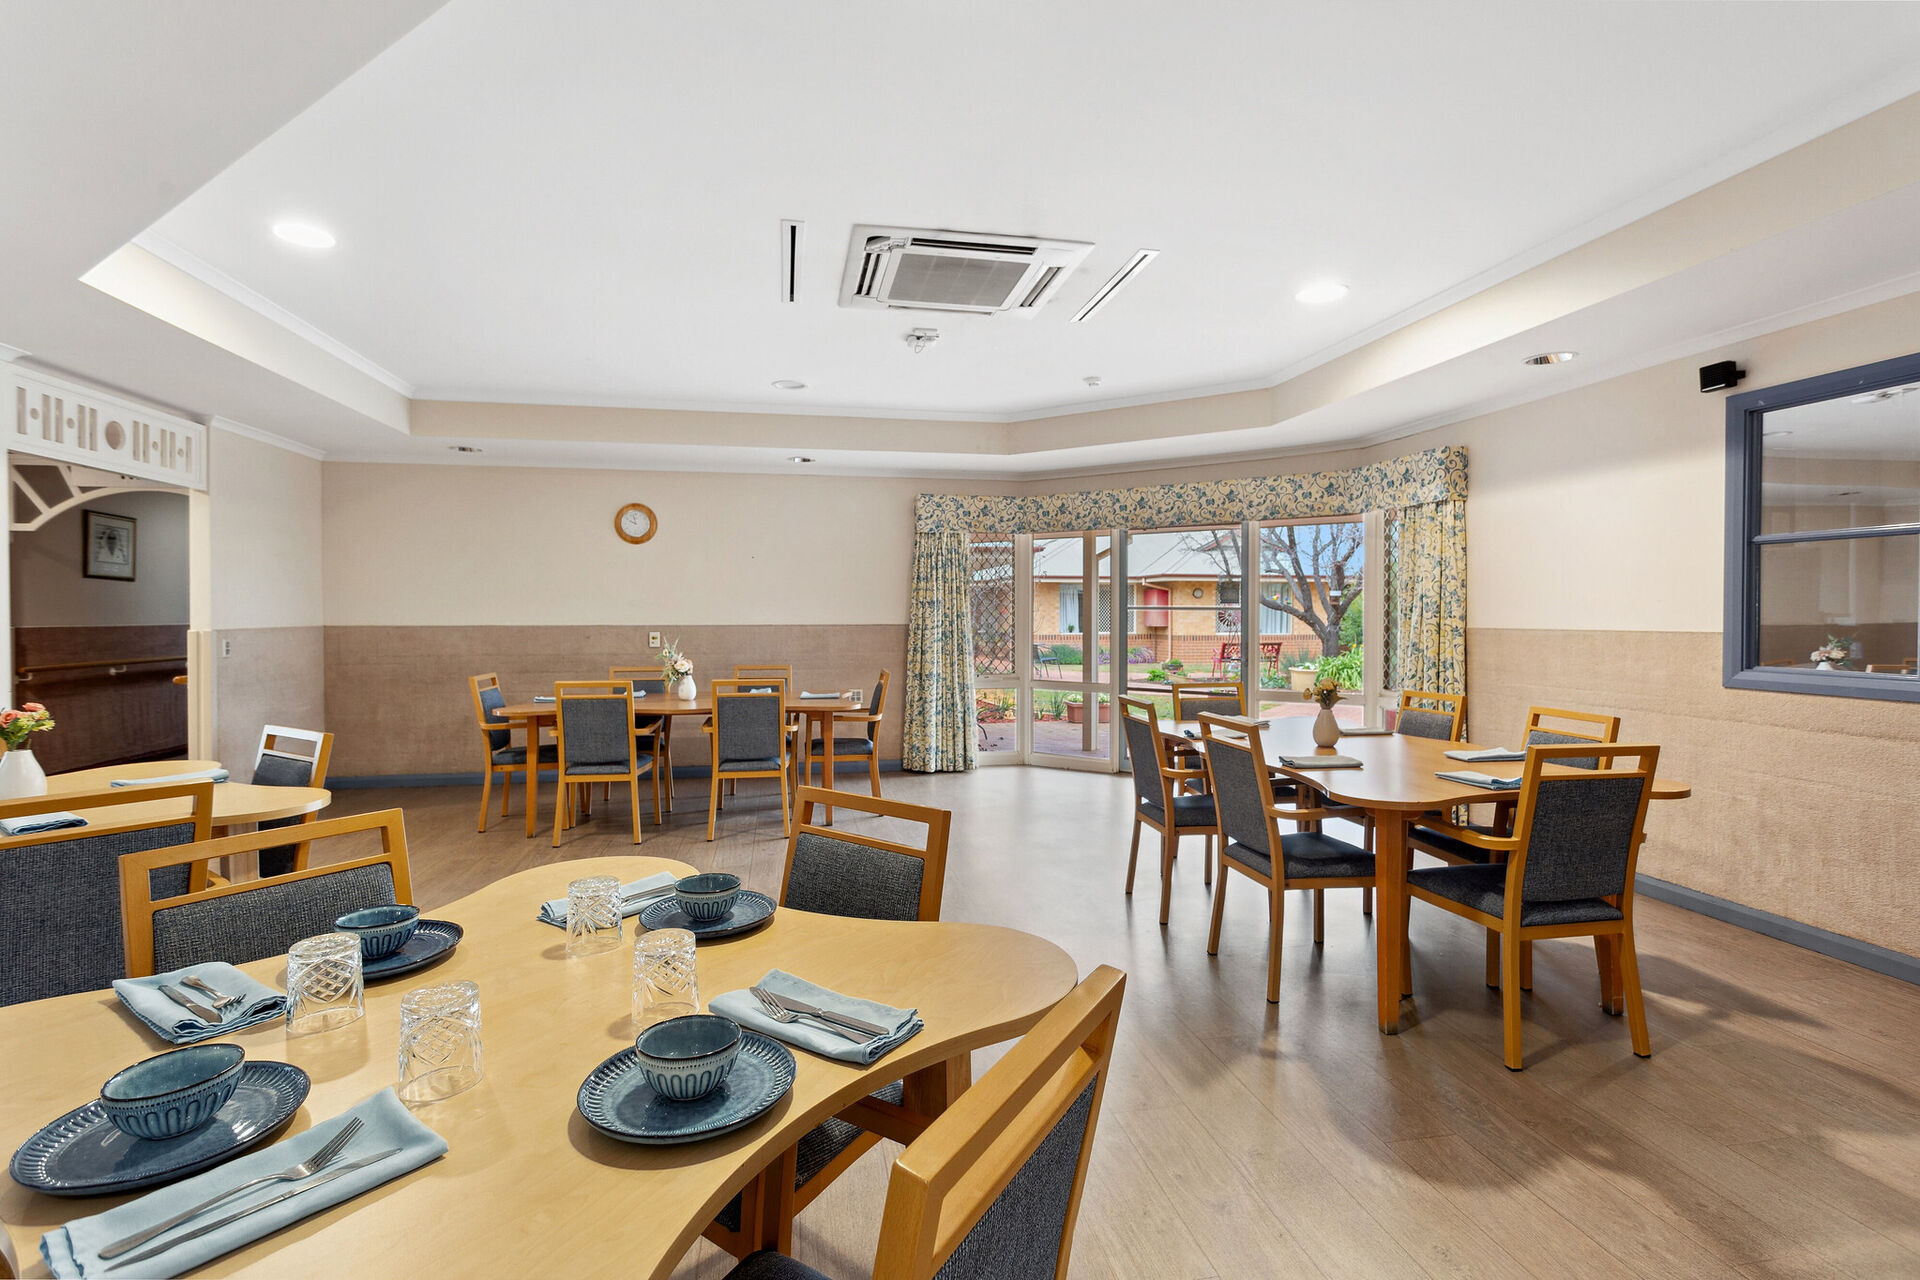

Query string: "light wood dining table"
[1167, 717, 1691, 1035]
[0, 760, 332, 848]
[0, 855, 1079, 1277]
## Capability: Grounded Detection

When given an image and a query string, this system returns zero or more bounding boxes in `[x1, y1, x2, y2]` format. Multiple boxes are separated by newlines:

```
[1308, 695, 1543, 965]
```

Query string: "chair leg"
[1203, 833, 1213, 888]
[1619, 927, 1651, 1058]
[1362, 886, 1372, 917]
[551, 781, 567, 848]
[651, 764, 663, 827]
[1266, 885, 1284, 1003]
[1485, 928, 1501, 988]
[1520, 940, 1535, 992]
[477, 766, 495, 834]
[869, 754, 882, 797]
[1207, 850, 1228, 955]
[1594, 934, 1618, 1013]
[1313, 888, 1325, 945]
[778, 765, 793, 835]
[501, 769, 512, 818]
[707, 774, 721, 841]
[1500, 930, 1524, 1070]
[1124, 815, 1142, 895]
[1158, 830, 1175, 927]
[629, 776, 643, 845]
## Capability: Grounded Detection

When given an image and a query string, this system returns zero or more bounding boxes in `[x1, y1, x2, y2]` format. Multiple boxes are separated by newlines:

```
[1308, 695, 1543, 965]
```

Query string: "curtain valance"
[914, 446, 1465, 534]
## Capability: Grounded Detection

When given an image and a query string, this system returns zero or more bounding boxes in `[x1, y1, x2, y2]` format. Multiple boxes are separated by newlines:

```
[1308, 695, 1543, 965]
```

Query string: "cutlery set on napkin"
[108, 768, 231, 788]
[1277, 753, 1363, 769]
[710, 969, 922, 1066]
[1433, 770, 1524, 790]
[1442, 746, 1526, 763]
[536, 872, 679, 927]
[113, 964, 288, 1045]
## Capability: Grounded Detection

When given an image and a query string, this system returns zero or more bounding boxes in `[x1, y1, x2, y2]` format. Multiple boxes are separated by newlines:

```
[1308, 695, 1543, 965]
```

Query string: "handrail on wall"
[15, 655, 189, 683]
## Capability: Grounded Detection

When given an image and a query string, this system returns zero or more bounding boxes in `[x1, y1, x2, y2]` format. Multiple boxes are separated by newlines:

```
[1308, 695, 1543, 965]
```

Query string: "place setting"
[112, 961, 288, 1045]
[337, 904, 464, 981]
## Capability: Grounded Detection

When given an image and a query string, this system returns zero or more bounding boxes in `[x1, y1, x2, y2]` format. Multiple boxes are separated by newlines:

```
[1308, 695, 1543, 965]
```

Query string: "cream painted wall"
[207, 427, 324, 629]
[10, 490, 189, 627]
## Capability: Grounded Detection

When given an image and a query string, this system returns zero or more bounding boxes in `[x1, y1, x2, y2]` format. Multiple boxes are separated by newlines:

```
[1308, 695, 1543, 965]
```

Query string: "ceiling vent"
[838, 225, 1092, 315]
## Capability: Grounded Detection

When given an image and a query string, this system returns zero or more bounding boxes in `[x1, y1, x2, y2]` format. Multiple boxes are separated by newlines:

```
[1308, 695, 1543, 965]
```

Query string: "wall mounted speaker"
[1700, 360, 1746, 392]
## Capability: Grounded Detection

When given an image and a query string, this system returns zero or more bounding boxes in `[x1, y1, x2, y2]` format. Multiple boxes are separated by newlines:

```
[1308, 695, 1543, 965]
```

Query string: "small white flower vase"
[1815, 661, 1835, 671]
[0, 747, 49, 799]
[674, 675, 697, 701]
[1312, 707, 1342, 747]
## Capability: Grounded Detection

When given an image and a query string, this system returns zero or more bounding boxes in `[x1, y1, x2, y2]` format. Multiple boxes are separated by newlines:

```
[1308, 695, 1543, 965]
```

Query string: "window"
[1257, 580, 1291, 635]
[1058, 584, 1082, 633]
[1725, 351, 1920, 701]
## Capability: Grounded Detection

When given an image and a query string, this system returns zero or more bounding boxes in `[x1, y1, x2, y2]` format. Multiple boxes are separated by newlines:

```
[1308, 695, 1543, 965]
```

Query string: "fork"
[96, 1116, 366, 1259]
[750, 987, 877, 1044]
[180, 975, 245, 1011]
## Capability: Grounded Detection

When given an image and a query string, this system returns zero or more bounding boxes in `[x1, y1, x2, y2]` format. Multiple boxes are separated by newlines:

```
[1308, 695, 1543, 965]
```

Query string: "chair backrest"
[779, 787, 950, 921]
[1197, 716, 1275, 862]
[1523, 705, 1619, 771]
[555, 681, 637, 774]
[1171, 682, 1244, 722]
[870, 966, 1126, 1280]
[610, 665, 670, 697]
[120, 809, 414, 978]
[1117, 697, 1170, 809]
[865, 669, 893, 742]
[0, 783, 214, 1005]
[1508, 744, 1658, 908]
[711, 679, 786, 763]
[252, 724, 335, 877]
[734, 663, 794, 688]
[470, 673, 512, 751]
[1396, 690, 1465, 740]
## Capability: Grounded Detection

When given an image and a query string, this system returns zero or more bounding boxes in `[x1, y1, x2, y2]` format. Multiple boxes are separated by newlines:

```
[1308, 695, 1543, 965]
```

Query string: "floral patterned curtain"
[1386, 499, 1467, 696]
[902, 527, 978, 772]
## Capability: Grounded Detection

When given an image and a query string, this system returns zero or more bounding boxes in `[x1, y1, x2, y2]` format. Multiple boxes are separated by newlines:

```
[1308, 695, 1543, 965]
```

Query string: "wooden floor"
[325, 768, 1920, 1280]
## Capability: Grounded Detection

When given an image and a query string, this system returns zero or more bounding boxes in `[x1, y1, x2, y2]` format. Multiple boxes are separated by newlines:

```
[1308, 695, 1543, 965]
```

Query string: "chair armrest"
[1416, 817, 1520, 852]
[1161, 766, 1208, 783]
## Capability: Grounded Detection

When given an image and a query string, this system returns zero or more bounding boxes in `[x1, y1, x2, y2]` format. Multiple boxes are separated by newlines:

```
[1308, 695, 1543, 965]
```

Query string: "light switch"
[221, 638, 232, 657]
[648, 632, 661, 649]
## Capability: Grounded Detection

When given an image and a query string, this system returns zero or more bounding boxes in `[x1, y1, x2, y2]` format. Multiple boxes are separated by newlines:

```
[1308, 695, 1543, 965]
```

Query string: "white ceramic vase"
[674, 675, 697, 700]
[1815, 661, 1835, 671]
[0, 747, 48, 800]
[1312, 706, 1342, 747]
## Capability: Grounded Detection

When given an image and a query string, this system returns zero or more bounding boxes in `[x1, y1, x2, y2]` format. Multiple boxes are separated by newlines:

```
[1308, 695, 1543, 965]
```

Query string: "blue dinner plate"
[10, 1060, 310, 1197]
[577, 1031, 795, 1145]
[362, 919, 463, 980]
[637, 891, 776, 940]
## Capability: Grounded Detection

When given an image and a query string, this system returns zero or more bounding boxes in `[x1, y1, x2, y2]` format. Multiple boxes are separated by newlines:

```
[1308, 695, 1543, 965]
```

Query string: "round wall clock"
[614, 502, 657, 544]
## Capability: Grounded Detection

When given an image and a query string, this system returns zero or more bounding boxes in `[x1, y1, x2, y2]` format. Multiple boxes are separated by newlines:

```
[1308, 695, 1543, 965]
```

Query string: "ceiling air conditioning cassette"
[838, 225, 1092, 315]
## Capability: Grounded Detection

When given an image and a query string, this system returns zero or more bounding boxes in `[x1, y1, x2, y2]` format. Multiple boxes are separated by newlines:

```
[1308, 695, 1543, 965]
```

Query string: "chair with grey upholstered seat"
[0, 783, 215, 1006]
[1171, 680, 1244, 722]
[801, 669, 890, 797]
[552, 681, 655, 847]
[470, 672, 555, 833]
[118, 809, 413, 978]
[704, 787, 951, 1259]
[1119, 696, 1218, 926]
[704, 679, 798, 840]
[1200, 716, 1375, 1003]
[1406, 742, 1660, 1070]
[250, 724, 333, 877]
[719, 965, 1124, 1280]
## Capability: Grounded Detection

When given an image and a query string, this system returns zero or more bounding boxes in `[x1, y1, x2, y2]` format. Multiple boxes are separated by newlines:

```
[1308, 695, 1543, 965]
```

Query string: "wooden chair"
[801, 669, 891, 797]
[1393, 689, 1466, 740]
[735, 663, 795, 687]
[610, 665, 674, 814]
[0, 782, 216, 1005]
[1866, 662, 1916, 674]
[1118, 697, 1217, 925]
[718, 966, 1126, 1280]
[552, 681, 656, 847]
[1406, 743, 1660, 1070]
[704, 679, 799, 841]
[706, 787, 952, 1258]
[251, 724, 334, 877]
[1171, 680, 1244, 722]
[470, 673, 553, 833]
[119, 809, 413, 978]
[1198, 715, 1375, 1003]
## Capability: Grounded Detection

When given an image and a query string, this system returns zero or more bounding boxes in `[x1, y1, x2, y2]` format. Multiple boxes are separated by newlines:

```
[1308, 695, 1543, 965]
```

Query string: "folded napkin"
[797, 691, 840, 699]
[1435, 770, 1523, 790]
[532, 695, 557, 703]
[1278, 754, 1362, 769]
[0, 811, 87, 836]
[42, 1088, 446, 1279]
[1444, 747, 1525, 763]
[709, 969, 922, 1066]
[536, 871, 678, 927]
[1337, 725, 1392, 736]
[632, 689, 647, 698]
[109, 768, 230, 788]
[113, 963, 287, 1044]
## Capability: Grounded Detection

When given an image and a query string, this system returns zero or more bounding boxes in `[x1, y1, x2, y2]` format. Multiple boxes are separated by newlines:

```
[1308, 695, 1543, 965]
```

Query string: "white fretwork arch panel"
[7, 365, 207, 491]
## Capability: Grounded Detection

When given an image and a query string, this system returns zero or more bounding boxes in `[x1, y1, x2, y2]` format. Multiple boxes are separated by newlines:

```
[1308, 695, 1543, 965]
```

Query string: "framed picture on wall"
[82, 510, 137, 581]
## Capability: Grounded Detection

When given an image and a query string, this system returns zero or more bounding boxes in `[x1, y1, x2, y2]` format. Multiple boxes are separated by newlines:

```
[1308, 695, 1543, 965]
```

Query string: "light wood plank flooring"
[323, 769, 1920, 1279]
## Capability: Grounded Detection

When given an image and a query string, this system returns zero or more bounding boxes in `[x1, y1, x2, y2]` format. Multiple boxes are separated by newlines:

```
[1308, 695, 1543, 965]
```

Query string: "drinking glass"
[397, 980, 483, 1103]
[285, 933, 364, 1035]
[633, 928, 699, 1029]
[567, 875, 623, 956]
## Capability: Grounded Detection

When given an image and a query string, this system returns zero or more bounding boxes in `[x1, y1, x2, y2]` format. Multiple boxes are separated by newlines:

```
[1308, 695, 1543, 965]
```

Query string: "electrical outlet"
[221, 638, 232, 658]
[648, 631, 661, 649]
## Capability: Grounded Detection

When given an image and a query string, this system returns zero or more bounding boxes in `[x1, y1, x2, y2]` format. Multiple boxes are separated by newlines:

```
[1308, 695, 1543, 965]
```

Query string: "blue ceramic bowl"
[675, 873, 741, 923]
[99, 1043, 246, 1140]
[335, 904, 421, 960]
[635, 1014, 742, 1101]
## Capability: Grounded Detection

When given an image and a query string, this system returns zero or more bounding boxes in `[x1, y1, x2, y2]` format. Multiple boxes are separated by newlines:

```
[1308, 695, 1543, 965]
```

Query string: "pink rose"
[21, 702, 44, 713]
[0, 711, 18, 725]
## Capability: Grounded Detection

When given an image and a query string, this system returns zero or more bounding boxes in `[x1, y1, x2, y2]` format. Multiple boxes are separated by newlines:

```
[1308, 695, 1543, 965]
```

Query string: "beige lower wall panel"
[213, 627, 326, 771]
[323, 624, 907, 777]
[1469, 627, 1920, 957]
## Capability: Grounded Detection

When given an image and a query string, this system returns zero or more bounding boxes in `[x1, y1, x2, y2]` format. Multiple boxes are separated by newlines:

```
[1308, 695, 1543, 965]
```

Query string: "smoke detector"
[904, 328, 940, 354]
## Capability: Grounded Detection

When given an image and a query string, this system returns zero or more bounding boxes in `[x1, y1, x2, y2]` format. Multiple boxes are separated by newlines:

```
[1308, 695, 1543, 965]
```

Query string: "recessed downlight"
[772, 379, 807, 391]
[272, 220, 336, 249]
[1294, 280, 1349, 305]
[448, 445, 483, 454]
[1524, 351, 1578, 366]
[789, 455, 815, 464]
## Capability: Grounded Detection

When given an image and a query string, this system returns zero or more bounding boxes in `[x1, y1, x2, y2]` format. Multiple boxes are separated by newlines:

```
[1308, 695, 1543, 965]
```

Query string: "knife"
[160, 984, 224, 1023]
[764, 991, 893, 1037]
[105, 1148, 404, 1270]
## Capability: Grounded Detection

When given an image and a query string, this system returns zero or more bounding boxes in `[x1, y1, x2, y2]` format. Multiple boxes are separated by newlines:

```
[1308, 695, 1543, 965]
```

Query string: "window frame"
[1723, 349, 1920, 703]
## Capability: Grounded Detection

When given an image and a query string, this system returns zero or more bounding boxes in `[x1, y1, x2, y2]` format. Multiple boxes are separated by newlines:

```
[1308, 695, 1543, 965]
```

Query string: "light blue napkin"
[0, 811, 87, 835]
[1277, 754, 1363, 769]
[109, 768, 230, 788]
[537, 872, 678, 927]
[41, 1088, 446, 1279]
[797, 691, 840, 699]
[113, 963, 287, 1044]
[709, 969, 922, 1066]
[1444, 747, 1525, 763]
[1435, 770, 1523, 790]
[532, 695, 556, 703]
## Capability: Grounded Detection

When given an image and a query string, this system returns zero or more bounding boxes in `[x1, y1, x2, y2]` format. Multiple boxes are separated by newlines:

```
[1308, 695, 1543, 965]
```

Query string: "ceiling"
[9, 1, 1920, 477]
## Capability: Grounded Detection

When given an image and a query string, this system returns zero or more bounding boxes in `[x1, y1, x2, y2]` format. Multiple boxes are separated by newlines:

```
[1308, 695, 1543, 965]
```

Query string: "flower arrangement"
[1301, 677, 1343, 710]
[1810, 635, 1855, 668]
[0, 702, 54, 749]
[658, 639, 694, 683]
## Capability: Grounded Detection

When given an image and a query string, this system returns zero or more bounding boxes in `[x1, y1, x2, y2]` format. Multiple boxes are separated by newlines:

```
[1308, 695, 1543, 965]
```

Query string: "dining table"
[1166, 717, 1691, 1035]
[493, 692, 867, 835]
[0, 855, 1079, 1278]
[2, 760, 332, 851]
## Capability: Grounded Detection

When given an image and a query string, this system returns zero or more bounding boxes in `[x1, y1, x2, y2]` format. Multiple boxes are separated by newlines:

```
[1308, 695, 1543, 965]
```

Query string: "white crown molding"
[211, 414, 327, 461]
[131, 232, 416, 399]
[408, 385, 1014, 423]
[0, 342, 28, 363]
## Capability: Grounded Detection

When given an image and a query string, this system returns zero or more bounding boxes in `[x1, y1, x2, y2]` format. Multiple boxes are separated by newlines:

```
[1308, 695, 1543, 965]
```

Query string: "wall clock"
[614, 502, 657, 544]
